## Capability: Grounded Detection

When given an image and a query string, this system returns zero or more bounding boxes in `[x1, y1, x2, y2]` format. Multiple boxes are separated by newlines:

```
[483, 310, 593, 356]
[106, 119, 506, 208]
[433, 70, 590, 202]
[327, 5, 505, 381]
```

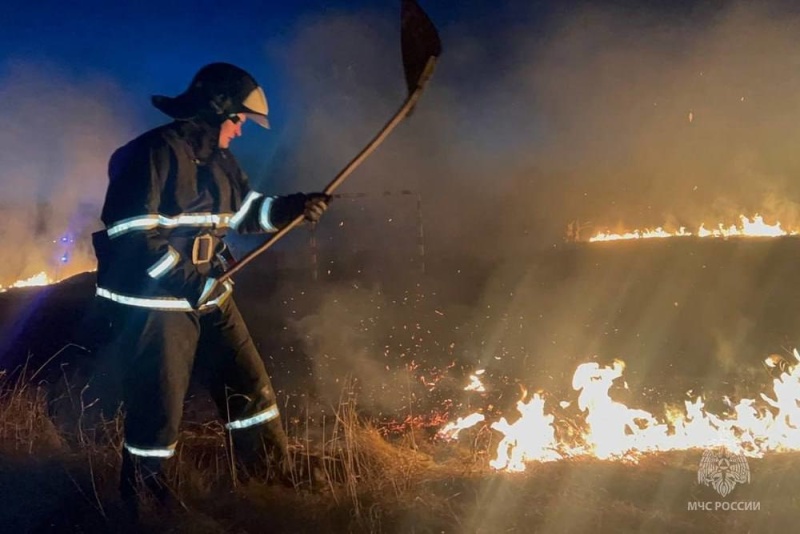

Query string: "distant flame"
[587, 215, 798, 243]
[439, 350, 800, 471]
[0, 271, 54, 293]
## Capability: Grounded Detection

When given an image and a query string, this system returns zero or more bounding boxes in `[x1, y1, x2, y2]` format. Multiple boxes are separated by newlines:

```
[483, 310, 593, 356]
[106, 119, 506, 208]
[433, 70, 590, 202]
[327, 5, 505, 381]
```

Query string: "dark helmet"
[152, 62, 269, 128]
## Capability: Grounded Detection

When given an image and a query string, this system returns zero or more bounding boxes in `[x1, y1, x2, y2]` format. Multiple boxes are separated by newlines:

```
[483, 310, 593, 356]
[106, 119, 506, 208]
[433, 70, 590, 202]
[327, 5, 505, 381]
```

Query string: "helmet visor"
[241, 87, 270, 129]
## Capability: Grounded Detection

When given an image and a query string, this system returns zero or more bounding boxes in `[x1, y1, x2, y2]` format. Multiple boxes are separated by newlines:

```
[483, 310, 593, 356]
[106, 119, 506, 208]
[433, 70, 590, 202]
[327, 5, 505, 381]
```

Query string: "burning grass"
[0, 271, 55, 293]
[453, 353, 800, 468]
[1, 354, 800, 533]
[583, 214, 800, 243]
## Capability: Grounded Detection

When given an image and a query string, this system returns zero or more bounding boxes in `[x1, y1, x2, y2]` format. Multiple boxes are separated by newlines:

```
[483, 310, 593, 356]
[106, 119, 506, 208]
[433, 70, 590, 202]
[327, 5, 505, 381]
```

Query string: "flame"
[464, 369, 486, 392]
[439, 350, 800, 471]
[490, 393, 561, 470]
[587, 215, 798, 242]
[0, 271, 55, 293]
[438, 413, 486, 441]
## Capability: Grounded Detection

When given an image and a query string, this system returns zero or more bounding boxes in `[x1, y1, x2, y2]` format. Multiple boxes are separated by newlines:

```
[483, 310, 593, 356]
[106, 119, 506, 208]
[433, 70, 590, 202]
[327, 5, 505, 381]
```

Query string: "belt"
[191, 234, 215, 265]
[169, 234, 221, 265]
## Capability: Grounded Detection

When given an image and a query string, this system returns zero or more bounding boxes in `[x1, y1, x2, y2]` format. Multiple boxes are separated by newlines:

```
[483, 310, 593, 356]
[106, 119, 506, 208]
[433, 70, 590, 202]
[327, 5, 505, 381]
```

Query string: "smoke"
[518, 1, 800, 235]
[0, 60, 140, 285]
[259, 1, 800, 411]
[267, 2, 800, 252]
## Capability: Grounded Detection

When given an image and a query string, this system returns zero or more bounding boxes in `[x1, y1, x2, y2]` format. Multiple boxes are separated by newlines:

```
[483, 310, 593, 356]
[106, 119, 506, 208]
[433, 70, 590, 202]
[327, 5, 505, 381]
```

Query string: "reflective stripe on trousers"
[225, 404, 280, 430]
[124, 441, 177, 458]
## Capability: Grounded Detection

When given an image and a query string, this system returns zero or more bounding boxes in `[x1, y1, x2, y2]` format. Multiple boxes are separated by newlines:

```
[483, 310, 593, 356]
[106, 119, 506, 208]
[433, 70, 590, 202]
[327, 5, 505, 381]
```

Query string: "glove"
[270, 193, 331, 228]
[192, 275, 230, 309]
[303, 192, 330, 223]
[190, 259, 229, 309]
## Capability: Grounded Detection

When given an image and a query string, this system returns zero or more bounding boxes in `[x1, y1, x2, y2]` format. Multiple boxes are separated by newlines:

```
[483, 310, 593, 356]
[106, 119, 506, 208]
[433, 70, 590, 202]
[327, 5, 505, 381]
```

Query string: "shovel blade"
[401, 0, 442, 94]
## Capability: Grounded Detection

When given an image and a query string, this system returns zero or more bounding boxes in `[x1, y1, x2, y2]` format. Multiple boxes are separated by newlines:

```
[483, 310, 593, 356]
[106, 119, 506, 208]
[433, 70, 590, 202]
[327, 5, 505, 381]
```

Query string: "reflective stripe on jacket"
[94, 120, 290, 311]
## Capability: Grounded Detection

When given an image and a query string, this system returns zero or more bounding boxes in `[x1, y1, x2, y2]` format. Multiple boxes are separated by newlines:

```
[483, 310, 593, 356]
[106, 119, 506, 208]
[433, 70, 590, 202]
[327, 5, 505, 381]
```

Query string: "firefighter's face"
[218, 113, 246, 148]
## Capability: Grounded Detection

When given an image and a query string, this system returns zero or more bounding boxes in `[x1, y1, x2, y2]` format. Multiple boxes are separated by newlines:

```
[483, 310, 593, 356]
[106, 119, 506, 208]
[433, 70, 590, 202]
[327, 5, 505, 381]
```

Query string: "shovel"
[219, 0, 442, 283]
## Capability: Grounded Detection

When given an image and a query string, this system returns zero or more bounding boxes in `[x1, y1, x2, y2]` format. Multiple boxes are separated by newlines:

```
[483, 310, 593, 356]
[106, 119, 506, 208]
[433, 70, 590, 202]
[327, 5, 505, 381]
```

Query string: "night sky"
[0, 0, 539, 132]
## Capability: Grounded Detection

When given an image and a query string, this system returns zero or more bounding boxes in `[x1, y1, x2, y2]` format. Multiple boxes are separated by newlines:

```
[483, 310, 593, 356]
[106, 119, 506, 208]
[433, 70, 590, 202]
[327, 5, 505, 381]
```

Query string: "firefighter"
[92, 62, 329, 506]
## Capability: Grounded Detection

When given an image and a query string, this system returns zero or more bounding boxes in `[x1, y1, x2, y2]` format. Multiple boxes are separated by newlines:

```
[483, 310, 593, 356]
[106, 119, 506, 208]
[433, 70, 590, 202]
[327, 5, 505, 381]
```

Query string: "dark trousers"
[112, 296, 278, 450]
[101, 295, 286, 502]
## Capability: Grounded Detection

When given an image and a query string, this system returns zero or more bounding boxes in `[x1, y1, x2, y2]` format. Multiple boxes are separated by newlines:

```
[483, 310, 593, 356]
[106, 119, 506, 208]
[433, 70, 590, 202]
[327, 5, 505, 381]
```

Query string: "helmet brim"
[151, 94, 198, 120]
[153, 83, 270, 129]
[243, 111, 270, 129]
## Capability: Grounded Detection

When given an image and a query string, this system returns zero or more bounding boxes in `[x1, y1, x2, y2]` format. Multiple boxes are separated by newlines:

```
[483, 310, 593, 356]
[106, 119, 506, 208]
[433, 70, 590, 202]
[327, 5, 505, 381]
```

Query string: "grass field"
[0, 364, 797, 534]
[3, 241, 800, 533]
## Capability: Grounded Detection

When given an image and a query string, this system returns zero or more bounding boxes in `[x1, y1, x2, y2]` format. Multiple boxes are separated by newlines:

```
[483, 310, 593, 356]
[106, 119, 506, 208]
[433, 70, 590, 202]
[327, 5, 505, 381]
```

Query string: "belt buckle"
[191, 234, 214, 265]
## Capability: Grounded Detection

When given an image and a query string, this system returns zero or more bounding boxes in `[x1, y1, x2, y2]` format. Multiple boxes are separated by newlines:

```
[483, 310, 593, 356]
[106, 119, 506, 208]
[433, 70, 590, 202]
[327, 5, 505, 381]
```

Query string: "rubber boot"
[231, 417, 291, 484]
[119, 449, 176, 520]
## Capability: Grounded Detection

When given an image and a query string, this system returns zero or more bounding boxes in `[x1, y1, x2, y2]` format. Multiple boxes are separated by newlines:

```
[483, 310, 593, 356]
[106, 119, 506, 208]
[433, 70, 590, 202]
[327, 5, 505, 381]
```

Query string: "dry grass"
[2, 357, 800, 533]
[0, 377, 62, 454]
[0, 362, 466, 532]
[0, 355, 66, 455]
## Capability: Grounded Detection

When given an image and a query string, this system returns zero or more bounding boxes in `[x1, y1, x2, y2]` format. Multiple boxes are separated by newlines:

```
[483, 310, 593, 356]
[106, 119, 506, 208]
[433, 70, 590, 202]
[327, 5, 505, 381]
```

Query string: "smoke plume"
[0, 60, 139, 285]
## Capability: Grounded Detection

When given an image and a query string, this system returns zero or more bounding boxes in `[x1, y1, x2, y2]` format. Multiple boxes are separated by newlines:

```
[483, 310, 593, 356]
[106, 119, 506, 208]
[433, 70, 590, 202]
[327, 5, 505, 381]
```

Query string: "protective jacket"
[93, 119, 302, 311]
